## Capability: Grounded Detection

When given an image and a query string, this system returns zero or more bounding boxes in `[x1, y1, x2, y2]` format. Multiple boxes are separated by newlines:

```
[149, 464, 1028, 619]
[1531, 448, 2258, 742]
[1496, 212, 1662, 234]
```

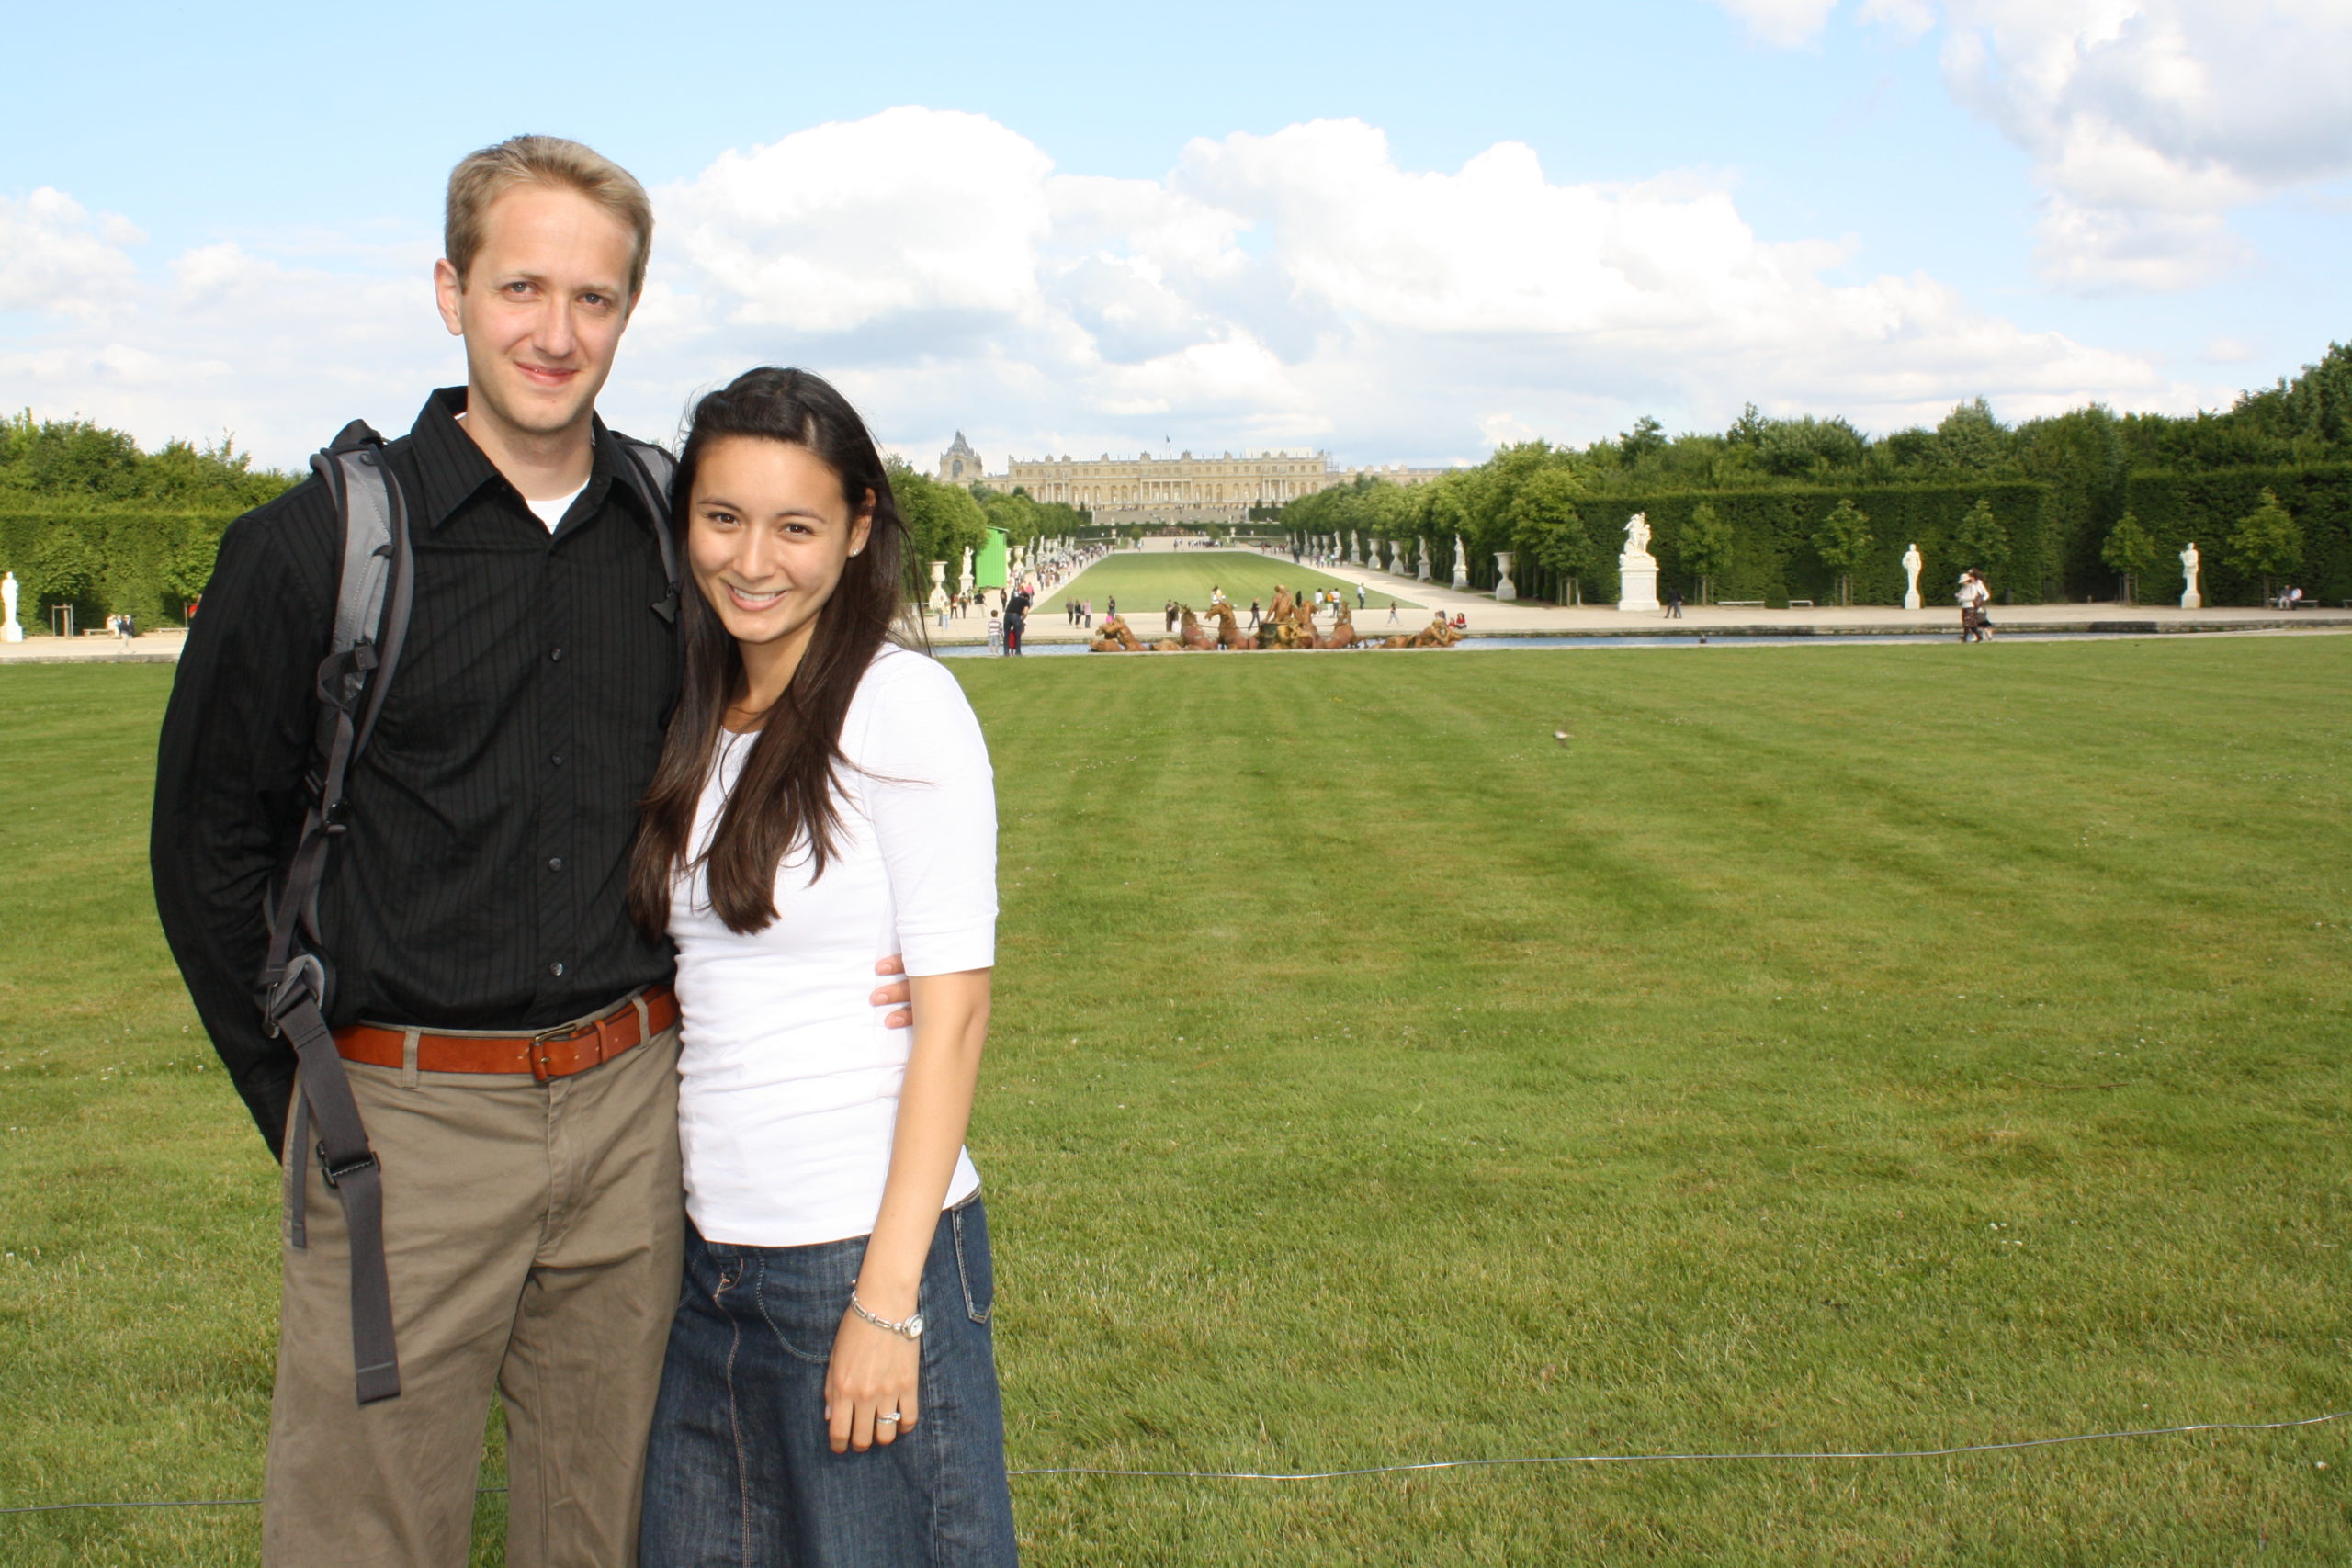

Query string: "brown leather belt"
[334, 985, 678, 1083]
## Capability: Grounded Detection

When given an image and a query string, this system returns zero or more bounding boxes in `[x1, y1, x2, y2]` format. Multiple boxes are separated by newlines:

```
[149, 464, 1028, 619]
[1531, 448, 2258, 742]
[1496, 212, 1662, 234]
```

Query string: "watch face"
[905, 1313, 925, 1338]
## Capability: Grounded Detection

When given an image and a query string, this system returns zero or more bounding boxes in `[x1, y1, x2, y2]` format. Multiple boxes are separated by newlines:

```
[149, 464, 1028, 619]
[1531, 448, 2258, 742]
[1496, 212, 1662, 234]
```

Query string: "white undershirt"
[669, 645, 998, 1247]
[526, 483, 585, 532]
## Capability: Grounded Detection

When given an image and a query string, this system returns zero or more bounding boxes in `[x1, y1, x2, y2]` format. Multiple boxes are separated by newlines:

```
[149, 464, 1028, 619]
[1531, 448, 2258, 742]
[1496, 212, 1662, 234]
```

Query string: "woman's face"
[685, 435, 874, 655]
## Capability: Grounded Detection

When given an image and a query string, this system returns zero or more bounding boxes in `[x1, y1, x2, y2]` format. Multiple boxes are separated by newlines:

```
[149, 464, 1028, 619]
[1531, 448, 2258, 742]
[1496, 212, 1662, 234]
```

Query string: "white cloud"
[1710, 0, 2352, 292]
[0, 188, 143, 317]
[1940, 0, 2352, 290]
[1713, 0, 1846, 47]
[637, 110, 2179, 462]
[5, 108, 2197, 468]
[0, 221, 453, 459]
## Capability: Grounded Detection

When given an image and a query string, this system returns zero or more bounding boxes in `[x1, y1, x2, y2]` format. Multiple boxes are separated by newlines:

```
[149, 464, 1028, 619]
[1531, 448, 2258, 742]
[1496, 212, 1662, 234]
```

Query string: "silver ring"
[876, 1412, 901, 1424]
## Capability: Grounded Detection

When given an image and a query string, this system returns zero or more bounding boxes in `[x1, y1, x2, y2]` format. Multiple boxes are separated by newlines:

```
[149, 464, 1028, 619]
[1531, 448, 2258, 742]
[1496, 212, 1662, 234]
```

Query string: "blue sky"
[5, 0, 2347, 468]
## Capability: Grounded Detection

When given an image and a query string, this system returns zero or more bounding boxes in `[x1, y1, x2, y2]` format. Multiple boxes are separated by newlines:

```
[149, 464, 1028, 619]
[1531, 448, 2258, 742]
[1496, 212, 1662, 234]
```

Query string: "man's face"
[434, 184, 638, 440]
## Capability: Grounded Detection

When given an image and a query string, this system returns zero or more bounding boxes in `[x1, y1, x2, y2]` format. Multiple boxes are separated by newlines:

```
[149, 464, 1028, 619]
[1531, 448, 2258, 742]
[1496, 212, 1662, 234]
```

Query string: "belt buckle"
[527, 1023, 582, 1084]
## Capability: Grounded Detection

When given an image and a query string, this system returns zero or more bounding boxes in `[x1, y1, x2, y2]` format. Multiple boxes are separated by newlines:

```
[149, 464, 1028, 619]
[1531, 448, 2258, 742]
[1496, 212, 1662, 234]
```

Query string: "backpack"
[256, 419, 676, 1405]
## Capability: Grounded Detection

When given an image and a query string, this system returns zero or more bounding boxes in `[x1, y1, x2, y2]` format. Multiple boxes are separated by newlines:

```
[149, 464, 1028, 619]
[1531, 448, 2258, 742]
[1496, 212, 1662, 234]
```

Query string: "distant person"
[987, 614, 1003, 651]
[1957, 569, 1989, 641]
[1387, 601, 1400, 625]
[1248, 599, 1261, 630]
[1105, 594, 1116, 618]
[1355, 582, 1365, 610]
[1003, 583, 1031, 656]
[1665, 588, 1683, 618]
[1164, 599, 1178, 634]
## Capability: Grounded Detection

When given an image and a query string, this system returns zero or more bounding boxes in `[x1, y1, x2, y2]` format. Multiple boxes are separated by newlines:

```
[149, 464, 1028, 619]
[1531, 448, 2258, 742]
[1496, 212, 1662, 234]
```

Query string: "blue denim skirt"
[639, 1196, 1017, 1566]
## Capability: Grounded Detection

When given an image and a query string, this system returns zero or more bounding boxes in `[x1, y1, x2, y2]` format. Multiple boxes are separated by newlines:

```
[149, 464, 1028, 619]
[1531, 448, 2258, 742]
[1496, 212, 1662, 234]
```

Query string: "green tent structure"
[976, 526, 1010, 591]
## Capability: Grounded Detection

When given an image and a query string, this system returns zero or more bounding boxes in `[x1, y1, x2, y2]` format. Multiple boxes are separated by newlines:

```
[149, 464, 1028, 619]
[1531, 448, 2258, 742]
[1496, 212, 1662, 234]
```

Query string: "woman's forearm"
[854, 968, 991, 1315]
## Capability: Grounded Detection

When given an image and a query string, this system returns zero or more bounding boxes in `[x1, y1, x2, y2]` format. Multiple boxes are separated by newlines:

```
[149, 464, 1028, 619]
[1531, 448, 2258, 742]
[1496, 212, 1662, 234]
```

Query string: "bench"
[1787, 599, 1815, 609]
[1718, 599, 1765, 607]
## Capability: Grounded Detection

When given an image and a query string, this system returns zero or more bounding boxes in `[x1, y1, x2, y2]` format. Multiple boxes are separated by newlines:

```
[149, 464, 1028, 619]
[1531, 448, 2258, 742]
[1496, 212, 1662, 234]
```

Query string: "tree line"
[1280, 342, 2351, 608]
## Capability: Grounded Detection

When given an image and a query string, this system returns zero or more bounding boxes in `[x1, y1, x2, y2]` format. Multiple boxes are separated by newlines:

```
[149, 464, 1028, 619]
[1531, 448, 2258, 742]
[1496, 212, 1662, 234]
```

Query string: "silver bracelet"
[850, 1291, 925, 1341]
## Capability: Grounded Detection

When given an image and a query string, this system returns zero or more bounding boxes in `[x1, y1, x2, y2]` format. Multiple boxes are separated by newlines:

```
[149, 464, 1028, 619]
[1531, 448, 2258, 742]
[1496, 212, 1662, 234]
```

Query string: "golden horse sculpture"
[1176, 604, 1219, 651]
[1378, 613, 1464, 649]
[1203, 601, 1259, 649]
[1260, 584, 1313, 649]
[1089, 615, 1146, 652]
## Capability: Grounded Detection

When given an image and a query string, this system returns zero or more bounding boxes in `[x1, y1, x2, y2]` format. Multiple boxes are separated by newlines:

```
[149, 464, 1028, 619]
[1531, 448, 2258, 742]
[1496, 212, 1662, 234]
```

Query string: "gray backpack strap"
[255, 419, 410, 1406]
[614, 435, 679, 622]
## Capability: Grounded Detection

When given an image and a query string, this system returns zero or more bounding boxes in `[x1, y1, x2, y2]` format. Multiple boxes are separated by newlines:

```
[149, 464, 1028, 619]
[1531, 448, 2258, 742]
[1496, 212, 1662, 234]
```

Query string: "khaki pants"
[265, 1022, 684, 1568]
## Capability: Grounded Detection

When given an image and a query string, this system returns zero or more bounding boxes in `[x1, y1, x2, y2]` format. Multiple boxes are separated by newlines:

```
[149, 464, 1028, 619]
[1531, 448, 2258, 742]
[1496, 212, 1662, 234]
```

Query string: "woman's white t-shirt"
[670, 645, 996, 1247]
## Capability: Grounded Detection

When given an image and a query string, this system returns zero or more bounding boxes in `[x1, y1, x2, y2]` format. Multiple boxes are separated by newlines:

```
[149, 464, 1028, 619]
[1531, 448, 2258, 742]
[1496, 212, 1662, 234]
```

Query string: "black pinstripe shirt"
[153, 388, 681, 1150]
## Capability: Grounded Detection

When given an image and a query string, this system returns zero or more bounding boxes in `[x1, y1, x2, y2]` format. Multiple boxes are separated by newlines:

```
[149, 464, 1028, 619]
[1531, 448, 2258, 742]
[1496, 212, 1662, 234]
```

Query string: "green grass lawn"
[3, 639, 2347, 1564]
[1035, 548, 1419, 615]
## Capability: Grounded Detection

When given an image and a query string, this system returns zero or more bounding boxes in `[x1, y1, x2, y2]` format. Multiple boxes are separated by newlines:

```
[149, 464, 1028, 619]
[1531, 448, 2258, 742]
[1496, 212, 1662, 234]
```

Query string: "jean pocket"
[950, 1200, 995, 1325]
[752, 1240, 864, 1364]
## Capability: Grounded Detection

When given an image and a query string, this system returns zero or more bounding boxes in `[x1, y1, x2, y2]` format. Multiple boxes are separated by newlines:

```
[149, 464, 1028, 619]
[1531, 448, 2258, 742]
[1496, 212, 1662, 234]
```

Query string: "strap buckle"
[527, 1021, 595, 1084]
[317, 1142, 379, 1189]
[263, 953, 328, 1038]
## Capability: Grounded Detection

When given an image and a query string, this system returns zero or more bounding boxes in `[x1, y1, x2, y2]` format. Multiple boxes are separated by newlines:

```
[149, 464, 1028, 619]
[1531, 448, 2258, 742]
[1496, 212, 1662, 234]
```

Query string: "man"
[153, 136, 908, 1567]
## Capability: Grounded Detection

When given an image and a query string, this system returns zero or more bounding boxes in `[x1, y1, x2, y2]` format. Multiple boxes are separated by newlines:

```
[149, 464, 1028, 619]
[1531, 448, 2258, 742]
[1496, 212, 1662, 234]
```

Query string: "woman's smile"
[724, 581, 788, 613]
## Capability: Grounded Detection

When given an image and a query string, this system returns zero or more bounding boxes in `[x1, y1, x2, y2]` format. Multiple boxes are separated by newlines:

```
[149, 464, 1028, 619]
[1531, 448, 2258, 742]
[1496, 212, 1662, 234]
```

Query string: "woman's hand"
[824, 1309, 921, 1454]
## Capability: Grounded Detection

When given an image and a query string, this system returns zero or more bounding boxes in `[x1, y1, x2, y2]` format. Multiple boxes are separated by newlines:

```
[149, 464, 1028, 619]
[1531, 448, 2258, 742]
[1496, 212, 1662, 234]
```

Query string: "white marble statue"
[958, 547, 975, 596]
[1623, 511, 1653, 560]
[2180, 541, 2201, 609]
[1617, 511, 1660, 615]
[1418, 536, 1432, 581]
[1452, 535, 1470, 591]
[1, 570, 20, 642]
[1350, 531, 1362, 565]
[1902, 542, 1924, 611]
[1493, 551, 1518, 603]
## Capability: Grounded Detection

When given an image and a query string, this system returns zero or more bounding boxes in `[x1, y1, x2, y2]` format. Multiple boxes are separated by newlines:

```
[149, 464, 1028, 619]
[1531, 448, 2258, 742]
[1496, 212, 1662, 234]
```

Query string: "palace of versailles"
[936, 433, 1447, 524]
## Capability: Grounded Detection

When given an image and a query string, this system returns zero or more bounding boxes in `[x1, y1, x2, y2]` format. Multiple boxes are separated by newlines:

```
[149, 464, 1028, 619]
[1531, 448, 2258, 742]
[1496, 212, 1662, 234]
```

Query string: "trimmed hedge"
[0, 506, 235, 631]
[1458, 481, 2057, 607]
[2117, 466, 2352, 606]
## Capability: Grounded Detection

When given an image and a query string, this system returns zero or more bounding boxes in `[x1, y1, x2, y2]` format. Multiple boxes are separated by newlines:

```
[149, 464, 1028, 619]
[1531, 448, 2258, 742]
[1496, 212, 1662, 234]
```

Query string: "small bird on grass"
[1553, 729, 1573, 746]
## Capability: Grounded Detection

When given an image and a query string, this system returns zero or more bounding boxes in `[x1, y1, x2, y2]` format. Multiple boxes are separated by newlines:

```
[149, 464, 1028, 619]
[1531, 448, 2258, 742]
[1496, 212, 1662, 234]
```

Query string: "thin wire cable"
[1, 1409, 2342, 1515]
[1007, 1408, 2350, 1481]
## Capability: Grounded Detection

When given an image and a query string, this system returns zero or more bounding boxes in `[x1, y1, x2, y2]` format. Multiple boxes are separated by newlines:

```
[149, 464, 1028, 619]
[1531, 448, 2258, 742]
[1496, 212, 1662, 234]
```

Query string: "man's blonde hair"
[445, 135, 653, 298]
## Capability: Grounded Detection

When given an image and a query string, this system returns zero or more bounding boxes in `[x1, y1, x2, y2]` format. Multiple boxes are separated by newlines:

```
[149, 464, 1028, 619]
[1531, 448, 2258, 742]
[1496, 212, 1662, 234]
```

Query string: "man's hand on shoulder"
[872, 955, 912, 1030]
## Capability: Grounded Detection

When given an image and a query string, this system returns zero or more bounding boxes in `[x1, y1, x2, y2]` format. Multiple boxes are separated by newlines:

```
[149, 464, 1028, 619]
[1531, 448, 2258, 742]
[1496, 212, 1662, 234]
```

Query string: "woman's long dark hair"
[628, 367, 919, 937]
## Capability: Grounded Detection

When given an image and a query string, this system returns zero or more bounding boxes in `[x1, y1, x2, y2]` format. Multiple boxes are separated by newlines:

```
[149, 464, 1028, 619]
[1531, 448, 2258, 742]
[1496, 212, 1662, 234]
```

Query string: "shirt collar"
[408, 386, 652, 533]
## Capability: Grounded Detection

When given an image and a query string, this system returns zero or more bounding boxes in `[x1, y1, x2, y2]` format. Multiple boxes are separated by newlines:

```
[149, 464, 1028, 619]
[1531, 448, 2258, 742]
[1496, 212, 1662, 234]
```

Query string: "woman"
[631, 367, 1016, 1566]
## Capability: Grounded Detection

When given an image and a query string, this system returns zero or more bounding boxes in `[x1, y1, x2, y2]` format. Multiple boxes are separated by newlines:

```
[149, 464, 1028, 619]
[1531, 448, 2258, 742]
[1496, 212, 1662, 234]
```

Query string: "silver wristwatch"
[850, 1292, 924, 1341]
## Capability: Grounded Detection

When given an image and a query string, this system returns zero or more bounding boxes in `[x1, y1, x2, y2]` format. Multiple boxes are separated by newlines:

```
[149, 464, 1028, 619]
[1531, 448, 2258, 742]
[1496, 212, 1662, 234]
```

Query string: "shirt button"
[547, 856, 565, 872]
[548, 961, 567, 977]
[549, 647, 566, 662]
[549, 752, 565, 767]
